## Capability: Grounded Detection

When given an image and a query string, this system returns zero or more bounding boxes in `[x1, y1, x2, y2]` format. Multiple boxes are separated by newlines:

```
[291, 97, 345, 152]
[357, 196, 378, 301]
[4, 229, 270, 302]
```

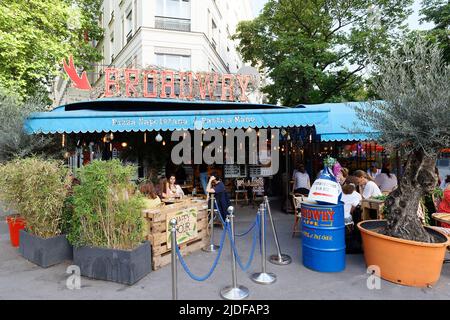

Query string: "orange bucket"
[6, 216, 26, 247]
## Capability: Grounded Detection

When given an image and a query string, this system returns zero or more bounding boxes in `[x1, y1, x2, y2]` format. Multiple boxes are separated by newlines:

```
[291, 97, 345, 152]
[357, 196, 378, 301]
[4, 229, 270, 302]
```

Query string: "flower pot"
[6, 216, 26, 247]
[358, 220, 450, 287]
[73, 241, 151, 285]
[19, 230, 73, 268]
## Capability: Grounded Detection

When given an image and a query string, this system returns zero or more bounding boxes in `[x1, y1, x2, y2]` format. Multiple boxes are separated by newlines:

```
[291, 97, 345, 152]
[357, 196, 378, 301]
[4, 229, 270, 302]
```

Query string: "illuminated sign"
[63, 56, 255, 102]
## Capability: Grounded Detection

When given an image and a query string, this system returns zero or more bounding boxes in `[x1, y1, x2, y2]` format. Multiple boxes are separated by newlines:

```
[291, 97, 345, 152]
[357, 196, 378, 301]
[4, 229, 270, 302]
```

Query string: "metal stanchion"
[203, 194, 219, 252]
[265, 196, 292, 265]
[251, 204, 277, 284]
[220, 206, 249, 300]
[170, 218, 178, 300]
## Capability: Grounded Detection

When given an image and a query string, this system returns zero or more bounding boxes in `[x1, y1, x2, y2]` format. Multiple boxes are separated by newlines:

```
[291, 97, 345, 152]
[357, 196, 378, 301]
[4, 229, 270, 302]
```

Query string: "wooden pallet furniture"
[143, 198, 209, 270]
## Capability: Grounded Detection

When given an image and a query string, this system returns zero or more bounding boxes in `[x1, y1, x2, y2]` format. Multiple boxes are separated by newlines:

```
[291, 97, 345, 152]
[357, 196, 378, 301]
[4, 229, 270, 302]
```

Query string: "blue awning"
[25, 99, 330, 134]
[299, 102, 378, 142]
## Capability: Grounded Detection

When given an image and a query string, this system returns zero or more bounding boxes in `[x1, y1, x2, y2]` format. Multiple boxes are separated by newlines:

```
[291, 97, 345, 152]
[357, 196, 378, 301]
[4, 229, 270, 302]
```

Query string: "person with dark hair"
[375, 166, 398, 193]
[166, 174, 184, 199]
[354, 170, 382, 199]
[293, 164, 310, 195]
[206, 175, 230, 222]
[341, 183, 362, 225]
[140, 181, 161, 208]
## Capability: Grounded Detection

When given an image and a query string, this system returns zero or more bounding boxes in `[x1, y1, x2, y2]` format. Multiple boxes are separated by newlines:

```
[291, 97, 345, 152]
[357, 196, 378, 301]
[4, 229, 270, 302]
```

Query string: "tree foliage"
[0, 0, 103, 100]
[354, 37, 450, 157]
[0, 88, 61, 162]
[420, 0, 450, 64]
[232, 0, 413, 105]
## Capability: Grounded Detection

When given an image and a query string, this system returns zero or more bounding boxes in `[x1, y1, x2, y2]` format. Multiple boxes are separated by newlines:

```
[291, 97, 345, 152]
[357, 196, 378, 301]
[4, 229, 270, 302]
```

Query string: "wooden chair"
[234, 179, 248, 205]
[292, 194, 305, 237]
[251, 177, 265, 204]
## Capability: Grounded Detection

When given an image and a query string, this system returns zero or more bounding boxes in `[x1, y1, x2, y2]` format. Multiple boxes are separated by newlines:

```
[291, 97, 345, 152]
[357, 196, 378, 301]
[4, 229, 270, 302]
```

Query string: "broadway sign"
[63, 56, 255, 102]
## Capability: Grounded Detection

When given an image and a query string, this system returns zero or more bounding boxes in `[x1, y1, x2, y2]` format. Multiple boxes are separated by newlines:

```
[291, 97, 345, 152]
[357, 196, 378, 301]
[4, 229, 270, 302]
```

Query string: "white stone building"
[53, 0, 255, 106]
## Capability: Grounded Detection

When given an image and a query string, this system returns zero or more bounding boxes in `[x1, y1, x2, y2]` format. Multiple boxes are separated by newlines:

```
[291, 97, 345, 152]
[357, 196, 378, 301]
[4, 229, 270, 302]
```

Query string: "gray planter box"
[73, 241, 151, 285]
[19, 230, 73, 268]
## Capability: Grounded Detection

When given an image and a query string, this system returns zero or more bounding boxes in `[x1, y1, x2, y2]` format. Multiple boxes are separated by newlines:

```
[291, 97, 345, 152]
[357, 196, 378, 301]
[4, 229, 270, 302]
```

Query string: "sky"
[251, 0, 434, 31]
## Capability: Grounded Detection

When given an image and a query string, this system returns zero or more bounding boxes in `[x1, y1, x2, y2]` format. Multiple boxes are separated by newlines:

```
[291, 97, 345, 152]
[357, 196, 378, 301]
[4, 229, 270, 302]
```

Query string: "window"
[211, 19, 218, 50]
[109, 10, 114, 25]
[125, 8, 133, 43]
[155, 53, 191, 71]
[110, 32, 114, 63]
[155, 0, 191, 31]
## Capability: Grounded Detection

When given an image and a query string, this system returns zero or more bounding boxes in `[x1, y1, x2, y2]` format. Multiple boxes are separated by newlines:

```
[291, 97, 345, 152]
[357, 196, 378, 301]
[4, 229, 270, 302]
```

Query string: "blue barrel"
[301, 202, 345, 272]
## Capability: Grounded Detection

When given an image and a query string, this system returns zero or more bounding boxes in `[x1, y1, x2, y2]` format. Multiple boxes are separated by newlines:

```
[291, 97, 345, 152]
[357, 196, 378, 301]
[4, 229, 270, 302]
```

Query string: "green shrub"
[0, 156, 70, 238]
[68, 160, 145, 250]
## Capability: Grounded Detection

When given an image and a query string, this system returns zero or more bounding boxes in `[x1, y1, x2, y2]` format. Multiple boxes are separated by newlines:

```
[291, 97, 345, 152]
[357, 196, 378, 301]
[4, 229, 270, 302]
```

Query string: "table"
[361, 198, 385, 220]
[432, 213, 450, 226]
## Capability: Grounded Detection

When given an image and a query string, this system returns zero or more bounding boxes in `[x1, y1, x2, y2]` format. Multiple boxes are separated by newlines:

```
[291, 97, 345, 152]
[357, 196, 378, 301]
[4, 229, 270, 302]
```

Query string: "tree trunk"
[383, 149, 437, 243]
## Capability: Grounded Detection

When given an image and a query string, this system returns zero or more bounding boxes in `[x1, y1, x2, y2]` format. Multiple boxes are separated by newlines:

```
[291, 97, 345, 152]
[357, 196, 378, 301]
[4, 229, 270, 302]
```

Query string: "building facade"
[53, 0, 254, 106]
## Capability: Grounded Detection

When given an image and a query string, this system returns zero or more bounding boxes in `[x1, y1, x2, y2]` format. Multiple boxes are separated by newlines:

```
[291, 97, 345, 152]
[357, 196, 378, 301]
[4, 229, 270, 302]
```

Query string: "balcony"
[155, 16, 191, 32]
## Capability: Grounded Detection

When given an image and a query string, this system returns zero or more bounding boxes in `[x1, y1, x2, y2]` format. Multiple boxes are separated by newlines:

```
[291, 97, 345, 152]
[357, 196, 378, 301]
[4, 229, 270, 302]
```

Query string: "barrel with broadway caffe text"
[301, 201, 345, 272]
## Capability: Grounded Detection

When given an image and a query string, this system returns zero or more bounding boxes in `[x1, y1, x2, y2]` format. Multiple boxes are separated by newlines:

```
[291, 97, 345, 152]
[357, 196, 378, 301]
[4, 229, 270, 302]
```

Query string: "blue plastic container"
[301, 202, 345, 272]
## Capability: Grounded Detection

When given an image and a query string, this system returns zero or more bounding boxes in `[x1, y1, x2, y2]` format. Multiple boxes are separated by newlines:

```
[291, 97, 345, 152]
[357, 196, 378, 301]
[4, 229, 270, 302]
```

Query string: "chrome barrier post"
[170, 218, 178, 300]
[265, 196, 292, 265]
[220, 206, 249, 300]
[203, 193, 219, 252]
[251, 204, 277, 284]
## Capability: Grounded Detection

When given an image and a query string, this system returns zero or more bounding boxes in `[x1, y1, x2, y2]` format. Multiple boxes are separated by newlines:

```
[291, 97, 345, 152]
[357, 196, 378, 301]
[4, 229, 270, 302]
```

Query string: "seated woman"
[438, 184, 450, 227]
[341, 183, 362, 225]
[206, 175, 230, 222]
[140, 181, 161, 208]
[354, 170, 382, 199]
[374, 166, 398, 193]
[166, 175, 185, 199]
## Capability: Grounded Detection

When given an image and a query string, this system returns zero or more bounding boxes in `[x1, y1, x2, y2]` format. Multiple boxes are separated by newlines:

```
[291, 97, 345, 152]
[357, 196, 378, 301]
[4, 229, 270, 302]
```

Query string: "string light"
[162, 141, 166, 146]
[144, 132, 147, 143]
[121, 142, 128, 148]
[61, 133, 65, 147]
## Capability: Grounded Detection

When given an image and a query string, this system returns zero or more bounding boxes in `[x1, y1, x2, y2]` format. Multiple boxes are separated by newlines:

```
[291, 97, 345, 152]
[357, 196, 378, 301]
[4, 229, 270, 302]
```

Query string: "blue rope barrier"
[235, 215, 258, 237]
[175, 221, 228, 282]
[227, 215, 260, 272]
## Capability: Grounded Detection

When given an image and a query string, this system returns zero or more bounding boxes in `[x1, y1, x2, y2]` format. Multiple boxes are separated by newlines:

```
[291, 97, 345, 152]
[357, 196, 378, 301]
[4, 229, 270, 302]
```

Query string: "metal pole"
[220, 206, 249, 300]
[265, 196, 292, 265]
[251, 204, 277, 284]
[170, 218, 178, 300]
[203, 194, 219, 252]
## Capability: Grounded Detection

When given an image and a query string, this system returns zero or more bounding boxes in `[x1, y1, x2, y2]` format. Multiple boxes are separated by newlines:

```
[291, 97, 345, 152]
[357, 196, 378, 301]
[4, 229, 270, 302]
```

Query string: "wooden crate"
[143, 199, 209, 271]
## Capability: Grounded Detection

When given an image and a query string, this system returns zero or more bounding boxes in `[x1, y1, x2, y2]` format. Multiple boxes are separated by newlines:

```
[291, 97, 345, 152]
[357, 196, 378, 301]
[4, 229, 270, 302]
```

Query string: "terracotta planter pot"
[358, 220, 449, 287]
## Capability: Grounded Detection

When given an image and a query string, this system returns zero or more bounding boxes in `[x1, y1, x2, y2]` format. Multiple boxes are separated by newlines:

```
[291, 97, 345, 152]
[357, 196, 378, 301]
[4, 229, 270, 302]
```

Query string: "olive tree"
[354, 38, 450, 243]
[0, 88, 60, 162]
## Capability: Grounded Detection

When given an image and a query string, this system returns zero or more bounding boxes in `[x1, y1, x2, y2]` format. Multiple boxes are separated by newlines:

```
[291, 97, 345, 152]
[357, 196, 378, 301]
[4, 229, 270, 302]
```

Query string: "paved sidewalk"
[1, 200, 449, 300]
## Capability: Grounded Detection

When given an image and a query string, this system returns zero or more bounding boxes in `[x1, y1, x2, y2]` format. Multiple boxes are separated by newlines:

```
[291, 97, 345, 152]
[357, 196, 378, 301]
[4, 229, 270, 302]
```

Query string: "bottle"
[192, 187, 197, 197]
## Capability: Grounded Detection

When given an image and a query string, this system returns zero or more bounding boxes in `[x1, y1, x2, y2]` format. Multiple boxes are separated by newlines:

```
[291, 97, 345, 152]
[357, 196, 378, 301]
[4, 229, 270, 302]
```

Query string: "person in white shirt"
[341, 183, 362, 224]
[293, 164, 310, 195]
[374, 167, 398, 193]
[367, 163, 381, 180]
[354, 170, 382, 199]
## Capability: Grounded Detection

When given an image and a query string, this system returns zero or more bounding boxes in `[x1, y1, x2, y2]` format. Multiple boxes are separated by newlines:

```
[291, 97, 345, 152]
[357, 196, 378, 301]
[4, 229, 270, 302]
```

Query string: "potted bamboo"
[354, 38, 450, 287]
[68, 160, 151, 285]
[0, 157, 73, 267]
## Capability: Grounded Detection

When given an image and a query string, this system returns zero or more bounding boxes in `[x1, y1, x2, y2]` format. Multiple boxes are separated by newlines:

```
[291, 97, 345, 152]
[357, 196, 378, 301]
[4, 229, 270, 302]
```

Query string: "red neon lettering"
[221, 74, 234, 101]
[196, 72, 218, 100]
[104, 68, 120, 97]
[143, 70, 158, 98]
[160, 70, 176, 99]
[237, 75, 251, 102]
[125, 69, 139, 97]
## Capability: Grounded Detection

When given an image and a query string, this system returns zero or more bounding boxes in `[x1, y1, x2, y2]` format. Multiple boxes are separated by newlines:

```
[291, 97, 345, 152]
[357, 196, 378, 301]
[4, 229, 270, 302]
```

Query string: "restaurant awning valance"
[25, 99, 330, 134]
[299, 102, 378, 142]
